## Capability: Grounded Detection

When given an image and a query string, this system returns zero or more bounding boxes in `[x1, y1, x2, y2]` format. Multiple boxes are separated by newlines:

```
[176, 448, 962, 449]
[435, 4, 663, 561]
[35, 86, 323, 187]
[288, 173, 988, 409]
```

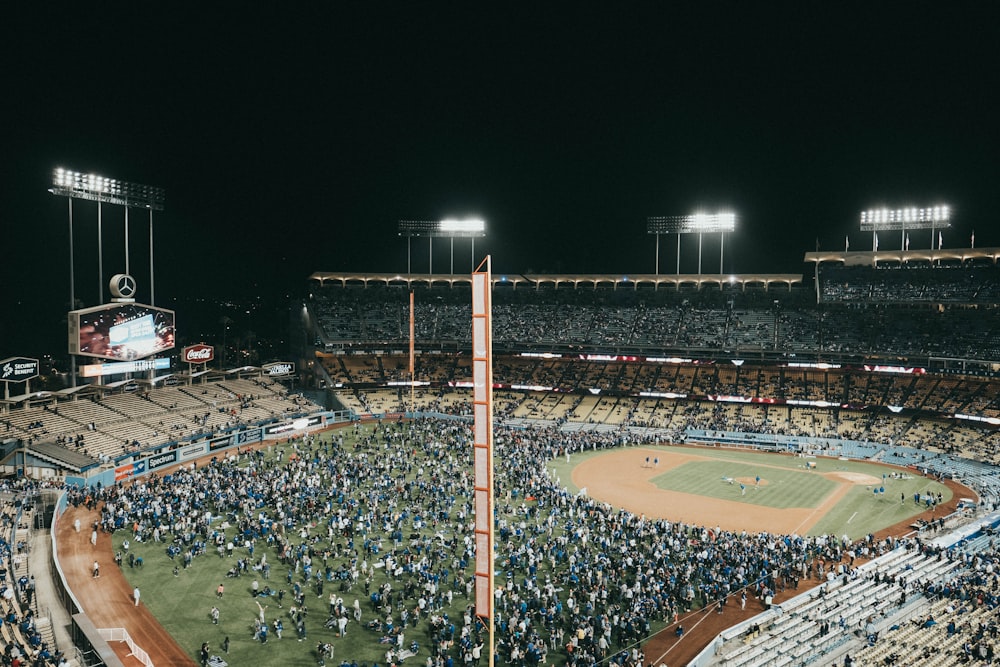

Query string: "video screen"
[69, 303, 176, 361]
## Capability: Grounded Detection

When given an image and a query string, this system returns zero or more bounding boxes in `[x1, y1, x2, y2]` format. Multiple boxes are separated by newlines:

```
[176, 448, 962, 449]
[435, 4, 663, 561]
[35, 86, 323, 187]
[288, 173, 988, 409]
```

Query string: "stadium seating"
[310, 279, 1000, 363]
[3, 376, 321, 463]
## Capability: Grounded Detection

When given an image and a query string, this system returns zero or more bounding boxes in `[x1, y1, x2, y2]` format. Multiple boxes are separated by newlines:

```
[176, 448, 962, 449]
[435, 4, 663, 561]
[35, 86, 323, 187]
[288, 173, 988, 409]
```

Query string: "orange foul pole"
[471, 256, 495, 667]
[409, 290, 415, 413]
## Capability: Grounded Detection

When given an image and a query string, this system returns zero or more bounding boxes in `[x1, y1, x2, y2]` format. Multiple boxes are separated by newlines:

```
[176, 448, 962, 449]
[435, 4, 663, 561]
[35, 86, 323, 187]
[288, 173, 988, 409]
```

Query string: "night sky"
[2, 3, 998, 357]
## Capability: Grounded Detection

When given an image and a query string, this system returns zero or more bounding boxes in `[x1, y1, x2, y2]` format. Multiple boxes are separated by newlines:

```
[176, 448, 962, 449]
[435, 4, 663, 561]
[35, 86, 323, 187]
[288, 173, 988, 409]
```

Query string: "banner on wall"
[148, 451, 178, 470]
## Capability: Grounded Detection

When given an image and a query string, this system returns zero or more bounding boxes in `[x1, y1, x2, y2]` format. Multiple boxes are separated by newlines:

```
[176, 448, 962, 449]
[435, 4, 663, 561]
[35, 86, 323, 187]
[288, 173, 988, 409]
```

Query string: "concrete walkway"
[27, 511, 76, 658]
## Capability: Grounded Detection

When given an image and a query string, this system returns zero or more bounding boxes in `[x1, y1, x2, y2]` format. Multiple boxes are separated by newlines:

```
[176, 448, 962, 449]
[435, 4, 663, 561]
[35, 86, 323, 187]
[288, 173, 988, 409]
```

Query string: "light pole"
[49, 168, 166, 385]
[68, 198, 75, 383]
[860, 205, 951, 254]
[647, 212, 737, 276]
[399, 218, 486, 274]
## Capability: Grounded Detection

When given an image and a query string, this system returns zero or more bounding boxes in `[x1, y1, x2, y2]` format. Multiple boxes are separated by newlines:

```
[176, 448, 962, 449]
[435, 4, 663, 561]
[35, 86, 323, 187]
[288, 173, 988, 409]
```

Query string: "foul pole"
[471, 256, 495, 667]
[409, 291, 416, 413]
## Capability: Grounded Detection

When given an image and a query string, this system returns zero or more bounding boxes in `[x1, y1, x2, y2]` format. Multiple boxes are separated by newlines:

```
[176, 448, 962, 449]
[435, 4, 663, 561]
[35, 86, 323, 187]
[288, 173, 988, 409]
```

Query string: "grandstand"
[4, 256, 1000, 667]
[306, 265, 1000, 506]
[692, 510, 1000, 667]
[308, 265, 1000, 365]
[1, 373, 323, 474]
[300, 262, 1000, 665]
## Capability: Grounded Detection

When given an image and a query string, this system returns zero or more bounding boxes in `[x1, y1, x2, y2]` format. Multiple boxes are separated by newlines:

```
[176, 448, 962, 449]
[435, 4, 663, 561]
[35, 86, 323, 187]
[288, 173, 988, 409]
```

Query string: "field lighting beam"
[860, 205, 951, 251]
[399, 218, 486, 274]
[647, 212, 736, 276]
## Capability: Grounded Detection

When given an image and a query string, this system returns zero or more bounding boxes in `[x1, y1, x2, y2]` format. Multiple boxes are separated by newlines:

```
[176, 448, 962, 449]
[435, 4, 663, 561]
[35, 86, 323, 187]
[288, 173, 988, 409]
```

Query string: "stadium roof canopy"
[804, 247, 1000, 267]
[27, 441, 99, 472]
[308, 272, 803, 291]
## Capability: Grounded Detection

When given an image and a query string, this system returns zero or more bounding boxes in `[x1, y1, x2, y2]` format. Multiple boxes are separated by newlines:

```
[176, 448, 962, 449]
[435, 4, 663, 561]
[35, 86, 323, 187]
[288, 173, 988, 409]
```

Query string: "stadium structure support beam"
[472, 256, 495, 667]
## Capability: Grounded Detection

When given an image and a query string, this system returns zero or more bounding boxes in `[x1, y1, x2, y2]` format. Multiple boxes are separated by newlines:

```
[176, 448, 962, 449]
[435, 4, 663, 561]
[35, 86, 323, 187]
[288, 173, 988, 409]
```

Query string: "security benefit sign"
[0, 357, 40, 383]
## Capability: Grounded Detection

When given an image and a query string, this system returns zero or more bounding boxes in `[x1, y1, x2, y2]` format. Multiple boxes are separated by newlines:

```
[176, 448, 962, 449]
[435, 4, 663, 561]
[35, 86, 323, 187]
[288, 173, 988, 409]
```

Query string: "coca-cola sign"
[183, 344, 214, 364]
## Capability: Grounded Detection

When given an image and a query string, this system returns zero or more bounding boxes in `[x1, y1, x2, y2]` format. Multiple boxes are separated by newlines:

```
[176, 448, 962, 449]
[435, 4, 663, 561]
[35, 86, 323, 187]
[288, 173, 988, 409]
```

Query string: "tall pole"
[676, 233, 681, 275]
[697, 231, 703, 275]
[719, 232, 725, 274]
[655, 232, 660, 275]
[471, 237, 475, 272]
[450, 237, 455, 275]
[429, 237, 433, 275]
[407, 237, 412, 274]
[97, 202, 104, 303]
[472, 256, 495, 667]
[149, 209, 155, 306]
[814, 258, 821, 303]
[124, 206, 130, 276]
[68, 199, 77, 387]
[409, 291, 415, 414]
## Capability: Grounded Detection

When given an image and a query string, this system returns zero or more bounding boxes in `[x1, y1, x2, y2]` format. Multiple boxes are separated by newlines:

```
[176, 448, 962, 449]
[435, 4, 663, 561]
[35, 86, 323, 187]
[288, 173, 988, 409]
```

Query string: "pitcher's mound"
[834, 472, 882, 485]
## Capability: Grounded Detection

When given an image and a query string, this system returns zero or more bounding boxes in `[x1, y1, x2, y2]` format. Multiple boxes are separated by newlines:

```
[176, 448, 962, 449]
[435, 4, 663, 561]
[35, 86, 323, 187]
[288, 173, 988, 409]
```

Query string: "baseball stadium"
[3, 226, 1000, 667]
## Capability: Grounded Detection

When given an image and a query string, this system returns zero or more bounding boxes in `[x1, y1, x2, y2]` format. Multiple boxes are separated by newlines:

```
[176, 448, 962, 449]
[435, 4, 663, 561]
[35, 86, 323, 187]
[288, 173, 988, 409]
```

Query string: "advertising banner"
[69, 302, 176, 361]
[0, 357, 40, 383]
[264, 415, 322, 435]
[263, 361, 295, 377]
[147, 451, 177, 470]
[180, 443, 206, 459]
[81, 357, 170, 377]
[183, 344, 214, 364]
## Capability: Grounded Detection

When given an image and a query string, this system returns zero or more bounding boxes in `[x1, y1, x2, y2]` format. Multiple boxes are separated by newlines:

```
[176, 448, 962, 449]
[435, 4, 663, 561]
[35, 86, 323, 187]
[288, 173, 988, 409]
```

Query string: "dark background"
[2, 3, 998, 359]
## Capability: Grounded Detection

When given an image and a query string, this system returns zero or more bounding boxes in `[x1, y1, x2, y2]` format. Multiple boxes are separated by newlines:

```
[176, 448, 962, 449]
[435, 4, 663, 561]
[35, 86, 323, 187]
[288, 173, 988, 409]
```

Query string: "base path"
[56, 504, 195, 667]
[573, 447, 851, 534]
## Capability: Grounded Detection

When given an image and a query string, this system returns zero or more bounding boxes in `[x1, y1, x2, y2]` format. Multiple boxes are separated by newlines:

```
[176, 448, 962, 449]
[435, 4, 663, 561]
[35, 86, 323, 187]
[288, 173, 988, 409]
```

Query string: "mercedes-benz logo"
[110, 273, 137, 299]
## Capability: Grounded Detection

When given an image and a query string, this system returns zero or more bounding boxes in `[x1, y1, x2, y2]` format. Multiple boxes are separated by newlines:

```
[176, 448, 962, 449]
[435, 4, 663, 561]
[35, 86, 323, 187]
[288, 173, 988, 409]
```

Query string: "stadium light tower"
[49, 168, 165, 386]
[398, 218, 486, 274]
[860, 205, 951, 252]
[647, 211, 736, 275]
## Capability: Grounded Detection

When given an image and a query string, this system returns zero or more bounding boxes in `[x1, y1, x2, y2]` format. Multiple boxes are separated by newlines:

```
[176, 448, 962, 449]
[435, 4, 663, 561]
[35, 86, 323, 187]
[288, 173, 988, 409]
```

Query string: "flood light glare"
[860, 205, 950, 230]
[439, 218, 485, 233]
[399, 218, 486, 237]
[50, 167, 165, 210]
[646, 211, 737, 234]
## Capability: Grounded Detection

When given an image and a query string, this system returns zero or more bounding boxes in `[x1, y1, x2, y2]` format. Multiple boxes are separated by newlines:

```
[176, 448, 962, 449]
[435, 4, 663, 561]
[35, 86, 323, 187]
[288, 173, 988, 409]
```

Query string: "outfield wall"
[64, 411, 353, 489]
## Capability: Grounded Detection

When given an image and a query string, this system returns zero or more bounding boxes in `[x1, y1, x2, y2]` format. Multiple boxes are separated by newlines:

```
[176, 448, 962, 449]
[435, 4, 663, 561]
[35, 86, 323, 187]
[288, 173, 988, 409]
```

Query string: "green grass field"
[110, 432, 952, 665]
[550, 444, 951, 539]
[650, 460, 839, 508]
[110, 431, 481, 666]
